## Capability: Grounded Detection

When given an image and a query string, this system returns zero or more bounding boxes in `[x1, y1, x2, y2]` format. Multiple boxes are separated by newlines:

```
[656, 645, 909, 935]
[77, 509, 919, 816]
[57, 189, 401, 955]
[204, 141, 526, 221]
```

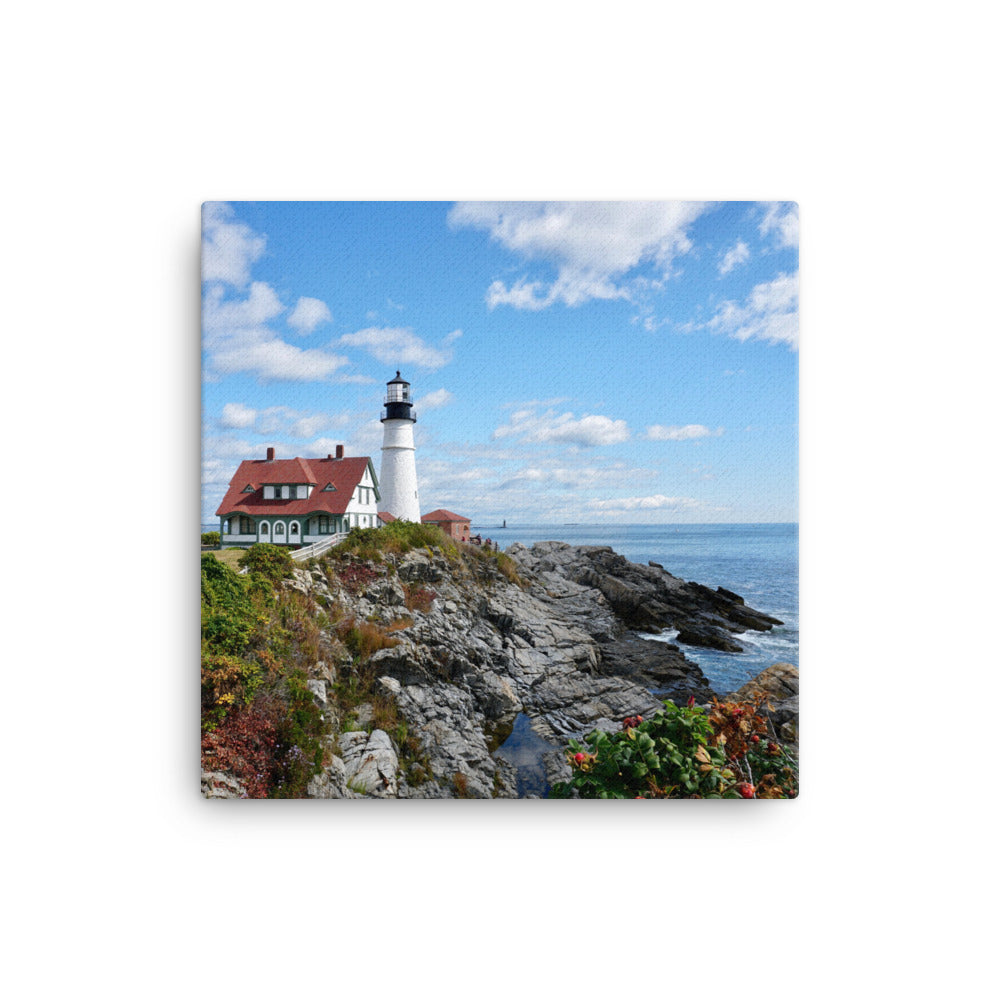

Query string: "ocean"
[474, 522, 799, 695]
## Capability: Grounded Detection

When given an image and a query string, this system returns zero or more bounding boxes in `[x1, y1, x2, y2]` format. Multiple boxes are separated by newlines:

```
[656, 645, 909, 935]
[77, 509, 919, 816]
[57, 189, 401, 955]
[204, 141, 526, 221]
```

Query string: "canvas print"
[201, 201, 799, 800]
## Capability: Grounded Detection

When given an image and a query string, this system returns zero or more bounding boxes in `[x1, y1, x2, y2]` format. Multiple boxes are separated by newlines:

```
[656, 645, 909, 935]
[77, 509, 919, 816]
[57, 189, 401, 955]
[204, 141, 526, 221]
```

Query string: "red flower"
[686, 696, 696, 708]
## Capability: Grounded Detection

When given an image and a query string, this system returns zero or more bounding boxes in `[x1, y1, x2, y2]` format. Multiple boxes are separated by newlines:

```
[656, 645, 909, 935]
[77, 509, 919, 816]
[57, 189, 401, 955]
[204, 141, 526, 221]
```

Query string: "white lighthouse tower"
[378, 371, 421, 522]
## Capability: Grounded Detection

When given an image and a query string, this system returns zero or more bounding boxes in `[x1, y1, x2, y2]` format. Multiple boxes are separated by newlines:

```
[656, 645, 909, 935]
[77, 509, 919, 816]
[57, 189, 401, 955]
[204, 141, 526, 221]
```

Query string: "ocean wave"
[638, 630, 681, 643]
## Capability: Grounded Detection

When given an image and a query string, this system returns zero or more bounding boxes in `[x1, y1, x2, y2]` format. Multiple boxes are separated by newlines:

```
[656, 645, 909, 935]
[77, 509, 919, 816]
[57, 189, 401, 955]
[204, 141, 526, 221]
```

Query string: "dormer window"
[241, 484, 254, 493]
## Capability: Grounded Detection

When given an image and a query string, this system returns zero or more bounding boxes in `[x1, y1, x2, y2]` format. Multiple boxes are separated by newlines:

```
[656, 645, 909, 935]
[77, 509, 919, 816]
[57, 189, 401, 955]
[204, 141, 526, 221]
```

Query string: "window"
[318, 516, 329, 534]
[239, 516, 253, 535]
[290, 522, 299, 535]
[260, 523, 269, 535]
[274, 523, 285, 537]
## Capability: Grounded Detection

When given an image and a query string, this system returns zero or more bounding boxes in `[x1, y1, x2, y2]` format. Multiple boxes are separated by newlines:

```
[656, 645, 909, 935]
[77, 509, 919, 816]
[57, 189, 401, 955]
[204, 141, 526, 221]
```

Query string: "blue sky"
[202, 201, 798, 525]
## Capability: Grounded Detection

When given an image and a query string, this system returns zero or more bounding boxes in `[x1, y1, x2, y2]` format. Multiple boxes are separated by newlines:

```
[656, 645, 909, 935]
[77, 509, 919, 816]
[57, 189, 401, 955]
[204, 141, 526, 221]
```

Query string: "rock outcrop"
[201, 770, 247, 799]
[509, 541, 783, 650]
[281, 539, 792, 799]
[728, 661, 799, 745]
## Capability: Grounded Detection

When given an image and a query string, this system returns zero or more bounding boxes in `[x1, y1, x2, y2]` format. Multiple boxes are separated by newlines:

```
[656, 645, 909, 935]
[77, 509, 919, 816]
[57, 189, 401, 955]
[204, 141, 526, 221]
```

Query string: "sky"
[202, 201, 798, 525]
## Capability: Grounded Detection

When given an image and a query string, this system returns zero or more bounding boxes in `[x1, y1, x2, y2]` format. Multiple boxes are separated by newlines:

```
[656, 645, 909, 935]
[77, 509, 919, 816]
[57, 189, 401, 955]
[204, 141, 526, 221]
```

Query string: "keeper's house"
[215, 445, 380, 548]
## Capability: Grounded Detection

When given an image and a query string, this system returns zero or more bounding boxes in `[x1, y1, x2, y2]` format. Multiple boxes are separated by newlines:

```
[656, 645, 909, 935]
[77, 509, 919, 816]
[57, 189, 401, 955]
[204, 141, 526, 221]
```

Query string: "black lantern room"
[381, 371, 417, 423]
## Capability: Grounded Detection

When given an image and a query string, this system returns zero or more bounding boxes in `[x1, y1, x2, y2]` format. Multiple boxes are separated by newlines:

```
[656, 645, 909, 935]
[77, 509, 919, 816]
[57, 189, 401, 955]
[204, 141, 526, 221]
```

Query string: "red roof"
[215, 455, 375, 518]
[421, 508, 470, 524]
[377, 511, 397, 523]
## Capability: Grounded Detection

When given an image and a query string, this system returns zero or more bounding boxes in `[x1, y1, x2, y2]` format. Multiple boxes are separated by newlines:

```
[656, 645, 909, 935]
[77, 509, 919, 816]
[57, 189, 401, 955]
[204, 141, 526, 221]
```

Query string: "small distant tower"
[378, 371, 421, 522]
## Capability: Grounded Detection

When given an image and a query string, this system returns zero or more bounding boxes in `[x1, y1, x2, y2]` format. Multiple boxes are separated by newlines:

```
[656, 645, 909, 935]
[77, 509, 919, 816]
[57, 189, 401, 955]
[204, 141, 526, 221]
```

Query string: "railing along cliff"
[290, 532, 348, 562]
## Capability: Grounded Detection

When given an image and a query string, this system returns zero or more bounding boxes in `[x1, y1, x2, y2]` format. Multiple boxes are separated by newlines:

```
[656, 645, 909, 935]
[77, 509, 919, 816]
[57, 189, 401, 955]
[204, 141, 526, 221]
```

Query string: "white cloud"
[643, 424, 722, 441]
[486, 279, 552, 311]
[202, 435, 269, 469]
[758, 202, 799, 248]
[288, 413, 348, 438]
[219, 402, 257, 429]
[339, 327, 454, 370]
[450, 201, 708, 309]
[306, 437, 348, 457]
[587, 494, 704, 513]
[500, 461, 652, 489]
[706, 271, 799, 349]
[211, 340, 350, 382]
[203, 282, 349, 382]
[287, 296, 332, 334]
[418, 388, 455, 410]
[203, 281, 284, 332]
[719, 240, 750, 275]
[493, 407, 630, 447]
[201, 203, 266, 288]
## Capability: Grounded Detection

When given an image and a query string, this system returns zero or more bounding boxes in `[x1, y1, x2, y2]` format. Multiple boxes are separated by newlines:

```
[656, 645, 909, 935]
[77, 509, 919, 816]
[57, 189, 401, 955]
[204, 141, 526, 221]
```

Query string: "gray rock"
[377, 675, 402, 697]
[339, 730, 399, 796]
[727, 663, 799, 746]
[202, 770, 247, 799]
[307, 679, 327, 705]
[313, 660, 336, 684]
[509, 542, 781, 648]
[277, 538, 790, 797]
[728, 662, 798, 702]
[307, 755, 349, 799]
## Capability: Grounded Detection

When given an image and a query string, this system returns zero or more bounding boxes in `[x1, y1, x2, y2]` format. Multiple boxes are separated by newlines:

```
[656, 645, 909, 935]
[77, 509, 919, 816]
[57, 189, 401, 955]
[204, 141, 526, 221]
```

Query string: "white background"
[3, 3, 995, 997]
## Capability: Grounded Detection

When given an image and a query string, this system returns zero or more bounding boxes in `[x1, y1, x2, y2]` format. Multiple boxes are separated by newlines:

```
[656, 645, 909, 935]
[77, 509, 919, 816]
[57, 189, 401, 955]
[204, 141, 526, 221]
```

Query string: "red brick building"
[421, 508, 471, 542]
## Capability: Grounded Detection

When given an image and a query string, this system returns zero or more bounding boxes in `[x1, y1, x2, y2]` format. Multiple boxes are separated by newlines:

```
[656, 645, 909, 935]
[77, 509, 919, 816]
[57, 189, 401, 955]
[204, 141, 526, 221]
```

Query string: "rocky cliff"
[219, 537, 795, 800]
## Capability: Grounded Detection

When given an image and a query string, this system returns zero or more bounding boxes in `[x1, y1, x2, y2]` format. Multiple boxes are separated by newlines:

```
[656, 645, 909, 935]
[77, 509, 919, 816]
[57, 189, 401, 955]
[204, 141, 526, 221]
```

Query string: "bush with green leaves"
[551, 697, 797, 799]
[201, 552, 330, 796]
[238, 542, 294, 582]
[201, 531, 220, 546]
[550, 700, 739, 799]
[334, 520, 454, 560]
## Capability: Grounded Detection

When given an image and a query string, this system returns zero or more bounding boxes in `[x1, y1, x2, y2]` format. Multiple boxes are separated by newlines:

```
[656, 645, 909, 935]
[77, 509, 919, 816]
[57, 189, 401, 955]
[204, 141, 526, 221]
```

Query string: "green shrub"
[550, 701, 736, 799]
[550, 698, 797, 799]
[200, 554, 261, 657]
[200, 550, 331, 796]
[201, 531, 221, 546]
[335, 521, 454, 559]
[238, 542, 294, 582]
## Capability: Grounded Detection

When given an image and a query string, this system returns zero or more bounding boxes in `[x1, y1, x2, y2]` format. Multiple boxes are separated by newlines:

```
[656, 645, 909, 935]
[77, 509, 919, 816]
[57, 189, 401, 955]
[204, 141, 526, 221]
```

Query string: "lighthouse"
[378, 371, 421, 522]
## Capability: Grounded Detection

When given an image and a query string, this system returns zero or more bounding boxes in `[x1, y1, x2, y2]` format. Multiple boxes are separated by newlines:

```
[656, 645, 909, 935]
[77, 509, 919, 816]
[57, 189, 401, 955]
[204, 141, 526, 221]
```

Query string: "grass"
[332, 521, 458, 561]
[208, 548, 246, 571]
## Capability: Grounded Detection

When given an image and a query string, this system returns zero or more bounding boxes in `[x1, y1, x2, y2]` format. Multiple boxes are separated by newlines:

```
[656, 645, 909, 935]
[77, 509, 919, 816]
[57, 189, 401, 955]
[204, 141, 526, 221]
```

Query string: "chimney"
[266, 447, 275, 461]
[336, 444, 344, 459]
